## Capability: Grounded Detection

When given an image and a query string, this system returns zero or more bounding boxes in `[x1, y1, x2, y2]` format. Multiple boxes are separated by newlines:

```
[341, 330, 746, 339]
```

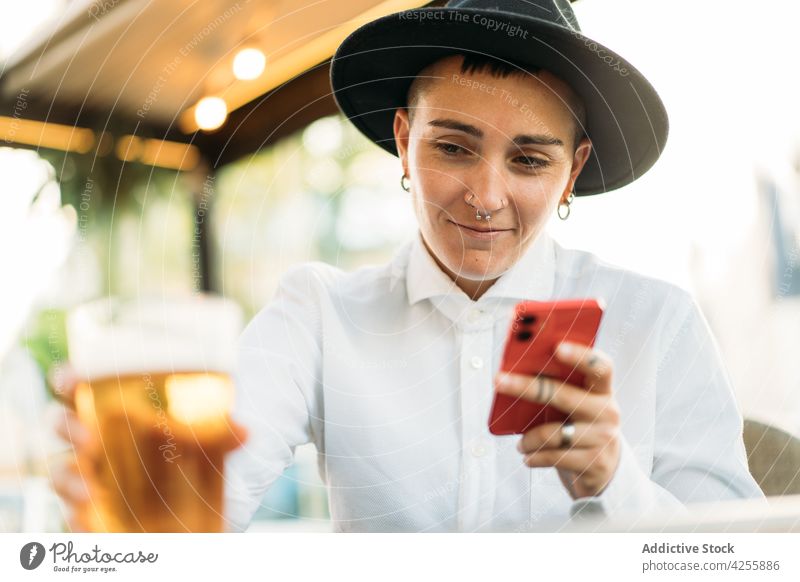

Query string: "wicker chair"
[743, 419, 800, 496]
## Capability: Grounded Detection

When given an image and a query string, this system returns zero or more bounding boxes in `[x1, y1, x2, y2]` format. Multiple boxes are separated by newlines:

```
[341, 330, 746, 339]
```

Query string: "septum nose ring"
[466, 193, 506, 221]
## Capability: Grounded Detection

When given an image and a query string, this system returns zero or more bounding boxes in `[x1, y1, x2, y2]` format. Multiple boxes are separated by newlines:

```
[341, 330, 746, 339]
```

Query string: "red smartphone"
[488, 299, 605, 435]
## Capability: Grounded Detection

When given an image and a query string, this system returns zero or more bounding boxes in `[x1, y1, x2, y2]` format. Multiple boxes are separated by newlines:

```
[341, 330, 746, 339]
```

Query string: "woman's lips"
[450, 220, 512, 241]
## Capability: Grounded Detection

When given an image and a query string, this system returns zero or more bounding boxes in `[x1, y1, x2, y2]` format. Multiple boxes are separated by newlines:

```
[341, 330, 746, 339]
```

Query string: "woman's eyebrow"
[427, 118, 564, 147]
[512, 134, 564, 148]
[428, 118, 483, 138]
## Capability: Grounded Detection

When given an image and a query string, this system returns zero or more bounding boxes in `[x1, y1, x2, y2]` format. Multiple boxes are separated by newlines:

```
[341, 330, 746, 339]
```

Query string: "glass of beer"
[65, 295, 243, 532]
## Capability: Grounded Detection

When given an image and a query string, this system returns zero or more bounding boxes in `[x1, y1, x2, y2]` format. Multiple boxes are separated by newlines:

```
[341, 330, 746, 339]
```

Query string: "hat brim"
[331, 8, 668, 196]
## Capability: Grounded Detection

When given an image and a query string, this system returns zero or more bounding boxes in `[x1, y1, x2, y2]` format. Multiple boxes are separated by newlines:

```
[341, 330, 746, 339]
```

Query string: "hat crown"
[444, 0, 581, 32]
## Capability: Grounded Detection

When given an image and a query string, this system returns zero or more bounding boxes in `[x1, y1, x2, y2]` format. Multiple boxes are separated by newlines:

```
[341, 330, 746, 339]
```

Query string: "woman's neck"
[421, 237, 499, 301]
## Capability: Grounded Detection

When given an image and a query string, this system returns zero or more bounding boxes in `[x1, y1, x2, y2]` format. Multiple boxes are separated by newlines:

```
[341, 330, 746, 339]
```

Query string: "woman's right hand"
[49, 364, 95, 532]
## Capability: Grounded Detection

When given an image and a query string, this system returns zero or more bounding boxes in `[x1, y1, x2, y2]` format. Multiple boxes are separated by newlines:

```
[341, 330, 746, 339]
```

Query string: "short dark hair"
[406, 53, 586, 151]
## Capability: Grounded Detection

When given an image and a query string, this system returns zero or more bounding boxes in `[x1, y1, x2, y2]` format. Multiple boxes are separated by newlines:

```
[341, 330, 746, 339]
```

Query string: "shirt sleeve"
[222, 265, 323, 532]
[570, 290, 765, 521]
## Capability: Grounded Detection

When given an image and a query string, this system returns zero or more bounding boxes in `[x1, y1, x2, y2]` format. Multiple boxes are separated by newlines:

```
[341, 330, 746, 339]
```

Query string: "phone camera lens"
[521, 315, 537, 325]
[516, 331, 533, 341]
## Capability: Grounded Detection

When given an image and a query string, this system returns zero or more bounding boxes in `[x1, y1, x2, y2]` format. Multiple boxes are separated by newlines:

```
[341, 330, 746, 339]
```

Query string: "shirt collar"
[404, 229, 556, 306]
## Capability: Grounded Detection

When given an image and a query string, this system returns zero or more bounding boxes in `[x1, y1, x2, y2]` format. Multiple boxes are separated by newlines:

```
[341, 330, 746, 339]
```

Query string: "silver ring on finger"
[559, 421, 576, 449]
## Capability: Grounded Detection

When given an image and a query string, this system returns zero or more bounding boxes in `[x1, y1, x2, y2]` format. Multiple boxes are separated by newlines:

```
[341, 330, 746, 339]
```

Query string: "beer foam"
[67, 295, 242, 379]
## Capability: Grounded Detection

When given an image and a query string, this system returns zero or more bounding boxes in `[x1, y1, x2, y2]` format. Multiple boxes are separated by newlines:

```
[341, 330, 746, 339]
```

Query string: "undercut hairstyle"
[405, 53, 587, 151]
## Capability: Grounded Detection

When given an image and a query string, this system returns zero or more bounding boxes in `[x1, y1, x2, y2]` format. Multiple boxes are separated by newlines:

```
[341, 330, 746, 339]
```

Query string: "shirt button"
[470, 356, 484, 369]
[467, 308, 484, 323]
[471, 442, 487, 457]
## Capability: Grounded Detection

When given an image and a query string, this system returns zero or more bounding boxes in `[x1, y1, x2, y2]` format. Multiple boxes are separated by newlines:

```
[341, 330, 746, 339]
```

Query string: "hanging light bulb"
[194, 97, 228, 131]
[232, 48, 266, 80]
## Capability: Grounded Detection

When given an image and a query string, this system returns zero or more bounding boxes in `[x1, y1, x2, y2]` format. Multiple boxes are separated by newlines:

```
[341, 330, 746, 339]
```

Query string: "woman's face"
[394, 55, 592, 296]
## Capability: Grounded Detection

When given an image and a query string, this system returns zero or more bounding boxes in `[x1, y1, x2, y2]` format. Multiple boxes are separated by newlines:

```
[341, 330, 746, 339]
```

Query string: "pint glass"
[66, 295, 243, 532]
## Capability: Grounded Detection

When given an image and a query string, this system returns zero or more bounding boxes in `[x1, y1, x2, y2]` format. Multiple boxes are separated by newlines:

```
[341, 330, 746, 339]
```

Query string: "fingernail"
[557, 342, 576, 357]
[516, 439, 524, 453]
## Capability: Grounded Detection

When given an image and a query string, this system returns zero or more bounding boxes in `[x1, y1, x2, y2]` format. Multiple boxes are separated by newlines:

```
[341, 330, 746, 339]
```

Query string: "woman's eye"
[434, 142, 469, 156]
[516, 156, 549, 170]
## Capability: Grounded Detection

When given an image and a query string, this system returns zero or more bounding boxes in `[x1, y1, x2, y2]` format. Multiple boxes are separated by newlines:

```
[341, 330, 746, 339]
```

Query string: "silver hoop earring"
[558, 190, 575, 220]
[400, 174, 410, 192]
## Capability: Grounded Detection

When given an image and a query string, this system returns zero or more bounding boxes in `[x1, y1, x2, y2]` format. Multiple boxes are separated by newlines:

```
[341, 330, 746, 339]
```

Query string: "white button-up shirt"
[224, 229, 764, 532]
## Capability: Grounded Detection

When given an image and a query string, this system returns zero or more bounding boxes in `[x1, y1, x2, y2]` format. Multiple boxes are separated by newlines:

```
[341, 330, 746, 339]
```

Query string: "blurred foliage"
[18, 113, 407, 379]
[21, 308, 68, 399]
[39, 147, 194, 297]
[214, 113, 412, 318]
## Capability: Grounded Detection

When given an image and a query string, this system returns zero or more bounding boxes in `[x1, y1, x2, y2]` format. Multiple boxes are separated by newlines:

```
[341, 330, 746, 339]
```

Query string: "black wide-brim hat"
[330, 0, 668, 196]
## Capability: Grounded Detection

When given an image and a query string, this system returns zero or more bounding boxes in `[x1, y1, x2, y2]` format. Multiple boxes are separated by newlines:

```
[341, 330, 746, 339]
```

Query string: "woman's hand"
[49, 364, 95, 532]
[494, 341, 621, 499]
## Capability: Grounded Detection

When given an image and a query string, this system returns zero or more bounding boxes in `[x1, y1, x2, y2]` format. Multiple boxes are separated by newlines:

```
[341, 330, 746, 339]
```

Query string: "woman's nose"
[469, 159, 510, 213]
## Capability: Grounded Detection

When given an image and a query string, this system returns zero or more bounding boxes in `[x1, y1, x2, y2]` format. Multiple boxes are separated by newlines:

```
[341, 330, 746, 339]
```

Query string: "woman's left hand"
[494, 341, 621, 499]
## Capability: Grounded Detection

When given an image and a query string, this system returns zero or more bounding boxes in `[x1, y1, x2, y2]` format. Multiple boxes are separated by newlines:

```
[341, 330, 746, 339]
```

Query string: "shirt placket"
[456, 306, 497, 532]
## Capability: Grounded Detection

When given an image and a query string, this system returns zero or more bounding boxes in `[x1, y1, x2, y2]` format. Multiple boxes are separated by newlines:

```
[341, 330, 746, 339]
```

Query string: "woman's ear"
[393, 107, 411, 177]
[563, 135, 592, 201]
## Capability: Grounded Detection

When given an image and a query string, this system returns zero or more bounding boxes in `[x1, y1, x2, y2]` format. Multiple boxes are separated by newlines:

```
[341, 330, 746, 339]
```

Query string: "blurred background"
[1, 0, 799, 532]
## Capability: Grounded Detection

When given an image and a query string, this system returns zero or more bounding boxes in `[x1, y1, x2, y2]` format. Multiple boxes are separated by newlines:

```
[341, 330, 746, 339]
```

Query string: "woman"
[53, 0, 763, 532]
